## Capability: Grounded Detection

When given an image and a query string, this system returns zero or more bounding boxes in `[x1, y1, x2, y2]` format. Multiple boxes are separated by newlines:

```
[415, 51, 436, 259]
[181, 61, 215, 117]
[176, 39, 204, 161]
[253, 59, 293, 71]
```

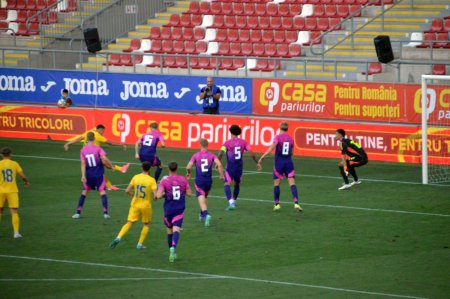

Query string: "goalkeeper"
[335, 129, 368, 190]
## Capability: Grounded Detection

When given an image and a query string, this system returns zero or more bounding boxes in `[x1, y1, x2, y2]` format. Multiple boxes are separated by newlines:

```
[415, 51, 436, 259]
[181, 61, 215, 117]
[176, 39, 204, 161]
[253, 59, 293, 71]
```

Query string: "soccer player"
[258, 122, 303, 212]
[0, 147, 29, 238]
[186, 138, 224, 227]
[135, 122, 166, 182]
[110, 161, 157, 250]
[217, 124, 261, 211]
[156, 161, 192, 262]
[335, 129, 368, 190]
[64, 124, 129, 191]
[72, 132, 124, 219]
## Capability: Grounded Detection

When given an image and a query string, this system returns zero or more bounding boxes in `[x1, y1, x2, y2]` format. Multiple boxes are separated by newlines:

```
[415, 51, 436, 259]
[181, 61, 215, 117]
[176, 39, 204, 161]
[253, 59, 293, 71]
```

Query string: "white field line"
[0, 254, 429, 299]
[0, 276, 214, 282]
[14, 155, 450, 217]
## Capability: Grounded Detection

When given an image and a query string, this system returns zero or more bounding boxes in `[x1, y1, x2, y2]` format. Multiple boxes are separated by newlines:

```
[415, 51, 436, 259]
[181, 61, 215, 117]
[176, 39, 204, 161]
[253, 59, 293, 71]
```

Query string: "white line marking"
[207, 195, 450, 217]
[0, 254, 429, 299]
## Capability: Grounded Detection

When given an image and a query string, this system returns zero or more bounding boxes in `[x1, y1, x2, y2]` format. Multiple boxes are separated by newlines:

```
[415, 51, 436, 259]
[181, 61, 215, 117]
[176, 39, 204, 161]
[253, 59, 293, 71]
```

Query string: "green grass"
[0, 138, 449, 299]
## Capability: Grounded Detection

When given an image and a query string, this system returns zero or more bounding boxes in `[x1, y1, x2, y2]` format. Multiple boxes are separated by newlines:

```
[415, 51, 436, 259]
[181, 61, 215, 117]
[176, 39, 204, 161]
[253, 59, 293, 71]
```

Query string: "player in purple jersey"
[135, 122, 166, 182]
[73, 132, 116, 219]
[258, 122, 303, 212]
[156, 161, 192, 262]
[217, 125, 261, 211]
[186, 138, 223, 227]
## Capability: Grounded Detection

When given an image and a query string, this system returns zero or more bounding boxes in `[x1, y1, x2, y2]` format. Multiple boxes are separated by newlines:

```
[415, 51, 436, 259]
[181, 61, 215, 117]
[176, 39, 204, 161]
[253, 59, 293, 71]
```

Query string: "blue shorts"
[224, 168, 243, 184]
[84, 175, 106, 191]
[139, 155, 161, 167]
[195, 180, 212, 197]
[273, 160, 295, 180]
[164, 211, 184, 229]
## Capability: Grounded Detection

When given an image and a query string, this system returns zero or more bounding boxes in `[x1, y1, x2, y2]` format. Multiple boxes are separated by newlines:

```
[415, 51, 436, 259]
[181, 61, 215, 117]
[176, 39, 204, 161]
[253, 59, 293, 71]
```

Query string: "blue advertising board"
[0, 68, 252, 114]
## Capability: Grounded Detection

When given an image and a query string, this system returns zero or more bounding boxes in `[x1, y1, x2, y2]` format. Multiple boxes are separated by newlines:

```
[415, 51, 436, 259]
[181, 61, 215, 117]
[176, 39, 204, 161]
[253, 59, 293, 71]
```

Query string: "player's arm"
[152, 188, 158, 201]
[258, 143, 276, 164]
[186, 185, 193, 197]
[248, 150, 262, 171]
[160, 136, 166, 148]
[135, 139, 141, 159]
[104, 140, 127, 151]
[124, 184, 134, 197]
[81, 160, 86, 183]
[213, 88, 221, 100]
[100, 155, 114, 170]
[217, 146, 226, 162]
[186, 161, 194, 180]
[214, 158, 224, 180]
[17, 171, 30, 188]
[64, 135, 84, 151]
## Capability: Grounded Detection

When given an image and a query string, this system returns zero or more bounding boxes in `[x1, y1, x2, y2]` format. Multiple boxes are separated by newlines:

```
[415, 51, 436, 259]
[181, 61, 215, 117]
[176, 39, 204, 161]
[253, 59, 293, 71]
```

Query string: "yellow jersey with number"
[129, 173, 157, 208]
[0, 159, 23, 193]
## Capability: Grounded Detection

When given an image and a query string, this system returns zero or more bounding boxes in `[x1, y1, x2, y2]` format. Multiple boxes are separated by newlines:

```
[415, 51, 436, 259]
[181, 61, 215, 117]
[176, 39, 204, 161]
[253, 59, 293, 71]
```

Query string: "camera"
[205, 87, 210, 92]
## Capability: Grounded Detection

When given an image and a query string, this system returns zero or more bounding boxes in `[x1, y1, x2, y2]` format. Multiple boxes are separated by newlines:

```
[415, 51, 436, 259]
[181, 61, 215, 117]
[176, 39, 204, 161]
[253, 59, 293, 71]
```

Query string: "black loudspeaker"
[83, 28, 102, 53]
[374, 35, 394, 63]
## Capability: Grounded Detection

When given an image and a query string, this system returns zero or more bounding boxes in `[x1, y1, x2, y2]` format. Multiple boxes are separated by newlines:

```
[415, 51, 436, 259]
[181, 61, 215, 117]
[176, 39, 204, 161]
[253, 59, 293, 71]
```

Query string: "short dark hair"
[1, 147, 12, 157]
[336, 129, 346, 137]
[62, 89, 69, 94]
[96, 124, 105, 130]
[229, 125, 242, 136]
[280, 122, 288, 132]
[86, 132, 95, 141]
[142, 161, 151, 172]
[200, 138, 208, 148]
[150, 122, 158, 129]
[168, 161, 178, 172]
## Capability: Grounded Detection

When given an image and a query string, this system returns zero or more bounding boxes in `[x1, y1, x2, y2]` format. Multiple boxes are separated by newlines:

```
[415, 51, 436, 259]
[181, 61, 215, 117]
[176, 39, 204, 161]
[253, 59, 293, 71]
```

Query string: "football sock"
[339, 166, 350, 184]
[348, 166, 358, 181]
[113, 165, 122, 172]
[118, 222, 132, 238]
[105, 180, 112, 189]
[101, 194, 108, 214]
[138, 226, 149, 245]
[224, 185, 232, 200]
[233, 184, 240, 200]
[274, 186, 280, 204]
[12, 213, 19, 233]
[290, 185, 299, 204]
[172, 231, 180, 248]
[76, 195, 86, 213]
[167, 234, 173, 248]
[154, 167, 162, 182]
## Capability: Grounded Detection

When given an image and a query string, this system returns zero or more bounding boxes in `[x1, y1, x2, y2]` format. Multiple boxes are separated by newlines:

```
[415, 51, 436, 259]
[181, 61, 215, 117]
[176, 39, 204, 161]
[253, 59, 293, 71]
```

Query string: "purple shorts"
[139, 155, 161, 167]
[195, 180, 212, 197]
[164, 211, 184, 229]
[83, 175, 106, 191]
[273, 160, 295, 180]
[224, 168, 243, 184]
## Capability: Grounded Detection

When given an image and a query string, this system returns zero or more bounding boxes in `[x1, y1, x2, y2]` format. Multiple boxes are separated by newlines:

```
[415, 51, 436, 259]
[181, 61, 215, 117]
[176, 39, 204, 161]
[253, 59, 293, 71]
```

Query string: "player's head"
[229, 125, 242, 136]
[200, 138, 208, 149]
[280, 122, 289, 132]
[96, 124, 105, 134]
[1, 147, 12, 158]
[207, 76, 214, 87]
[62, 89, 69, 97]
[150, 122, 158, 130]
[142, 161, 151, 173]
[168, 161, 178, 173]
[336, 129, 346, 140]
[86, 132, 95, 142]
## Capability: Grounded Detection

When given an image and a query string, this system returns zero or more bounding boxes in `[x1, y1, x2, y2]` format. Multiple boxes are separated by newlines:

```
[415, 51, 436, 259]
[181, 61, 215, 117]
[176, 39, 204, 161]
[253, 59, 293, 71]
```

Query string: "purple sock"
[233, 184, 240, 200]
[172, 231, 180, 248]
[101, 194, 108, 214]
[154, 167, 162, 182]
[224, 185, 232, 200]
[167, 234, 173, 248]
[76, 195, 86, 213]
[274, 186, 280, 204]
[290, 185, 299, 204]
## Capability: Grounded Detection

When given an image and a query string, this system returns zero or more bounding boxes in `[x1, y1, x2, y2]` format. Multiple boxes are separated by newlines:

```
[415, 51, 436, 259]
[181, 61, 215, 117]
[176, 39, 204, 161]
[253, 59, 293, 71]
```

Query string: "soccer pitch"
[0, 138, 449, 299]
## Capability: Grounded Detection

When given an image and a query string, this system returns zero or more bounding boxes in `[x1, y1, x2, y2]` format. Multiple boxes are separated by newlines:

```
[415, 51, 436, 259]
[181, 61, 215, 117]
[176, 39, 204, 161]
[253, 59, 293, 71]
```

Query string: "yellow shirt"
[0, 159, 23, 193]
[129, 173, 157, 208]
[82, 130, 107, 146]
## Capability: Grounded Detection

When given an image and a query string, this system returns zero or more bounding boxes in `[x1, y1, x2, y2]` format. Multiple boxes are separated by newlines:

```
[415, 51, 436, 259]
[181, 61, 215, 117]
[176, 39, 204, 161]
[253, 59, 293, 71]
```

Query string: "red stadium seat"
[428, 18, 443, 32]
[416, 32, 435, 48]
[241, 42, 253, 56]
[313, 5, 325, 17]
[149, 26, 160, 39]
[120, 54, 133, 66]
[255, 3, 266, 16]
[168, 14, 180, 27]
[163, 56, 176, 68]
[27, 0, 37, 10]
[337, 5, 349, 18]
[146, 55, 162, 68]
[432, 64, 446, 75]
[194, 27, 205, 39]
[293, 17, 305, 30]
[180, 14, 191, 27]
[290, 4, 302, 16]
[325, 4, 337, 17]
[233, 58, 245, 69]
[196, 40, 207, 53]
[253, 43, 265, 56]
[199, 2, 210, 14]
[147, 39, 162, 53]
[6, 0, 17, 9]
[344, 0, 356, 4]
[173, 40, 184, 53]
[224, 15, 236, 28]
[235, 17, 247, 29]
[217, 42, 230, 55]
[265, 43, 277, 56]
[227, 28, 239, 42]
[162, 40, 173, 53]
[305, 17, 318, 30]
[183, 27, 194, 40]
[188, 1, 199, 14]
[285, 30, 298, 43]
[333, 0, 344, 3]
[278, 4, 290, 16]
[273, 30, 285, 43]
[109, 53, 121, 66]
[212, 14, 224, 28]
[172, 27, 183, 40]
[123, 39, 141, 53]
[191, 14, 202, 26]
[271, 16, 282, 29]
[188, 56, 198, 68]
[17, 11, 27, 22]
[175, 56, 187, 68]
[184, 40, 196, 54]
[214, 28, 227, 42]
[276, 43, 289, 57]
[239, 29, 250, 42]
[267, 3, 278, 16]
[262, 29, 274, 42]
[229, 42, 241, 55]
[349, 5, 361, 17]
[16, 0, 26, 10]
[362, 62, 382, 75]
[222, 2, 232, 15]
[259, 16, 270, 29]
[281, 16, 293, 29]
[160, 26, 171, 39]
[435, 32, 449, 48]
[247, 16, 259, 29]
[288, 43, 301, 56]
[329, 17, 342, 30]
[36, 0, 47, 10]
[233, 2, 244, 15]
[243, 3, 255, 16]
[219, 58, 235, 70]
[317, 17, 329, 30]
[444, 19, 450, 32]
[210, 2, 221, 14]
[250, 29, 262, 42]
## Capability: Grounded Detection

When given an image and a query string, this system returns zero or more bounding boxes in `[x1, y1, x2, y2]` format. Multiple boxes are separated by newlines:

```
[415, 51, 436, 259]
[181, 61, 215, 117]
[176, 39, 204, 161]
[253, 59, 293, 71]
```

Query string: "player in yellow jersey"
[0, 147, 29, 238]
[110, 161, 157, 250]
[64, 124, 130, 190]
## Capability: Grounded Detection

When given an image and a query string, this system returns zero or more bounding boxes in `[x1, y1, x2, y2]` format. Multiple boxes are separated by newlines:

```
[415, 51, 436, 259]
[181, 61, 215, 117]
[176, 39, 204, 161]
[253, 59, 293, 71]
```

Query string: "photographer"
[199, 77, 221, 114]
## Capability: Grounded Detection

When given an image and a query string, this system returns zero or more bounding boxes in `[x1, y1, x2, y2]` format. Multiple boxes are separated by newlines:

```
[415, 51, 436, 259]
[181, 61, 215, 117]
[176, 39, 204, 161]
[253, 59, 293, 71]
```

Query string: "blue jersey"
[200, 85, 221, 109]
[80, 144, 106, 178]
[139, 130, 164, 157]
[158, 175, 191, 213]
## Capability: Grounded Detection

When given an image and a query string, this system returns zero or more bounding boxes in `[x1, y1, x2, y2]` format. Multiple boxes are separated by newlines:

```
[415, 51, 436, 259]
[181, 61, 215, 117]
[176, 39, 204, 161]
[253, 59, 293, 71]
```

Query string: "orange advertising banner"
[252, 79, 450, 125]
[1, 105, 449, 164]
